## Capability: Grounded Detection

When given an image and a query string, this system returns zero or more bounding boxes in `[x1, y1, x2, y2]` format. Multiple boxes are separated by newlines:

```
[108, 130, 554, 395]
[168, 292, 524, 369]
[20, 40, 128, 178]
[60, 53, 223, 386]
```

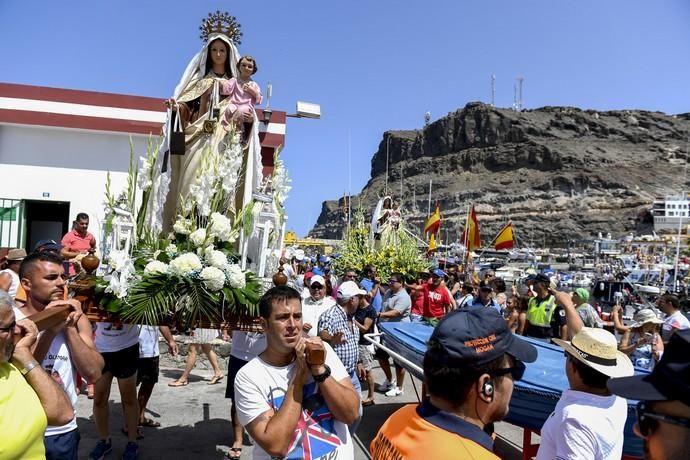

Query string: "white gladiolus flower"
[108, 250, 131, 272]
[208, 212, 235, 242]
[169, 253, 202, 275]
[105, 272, 129, 299]
[173, 217, 192, 235]
[225, 264, 246, 289]
[165, 244, 178, 257]
[144, 260, 168, 275]
[205, 249, 227, 269]
[200, 266, 226, 292]
[136, 157, 153, 191]
[189, 228, 207, 247]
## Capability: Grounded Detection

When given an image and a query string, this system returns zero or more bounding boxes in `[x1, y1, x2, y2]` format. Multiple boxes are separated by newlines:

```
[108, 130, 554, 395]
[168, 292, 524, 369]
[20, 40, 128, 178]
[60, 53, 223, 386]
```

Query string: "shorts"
[44, 427, 80, 460]
[225, 355, 249, 400]
[137, 356, 160, 385]
[101, 343, 139, 379]
[358, 344, 374, 371]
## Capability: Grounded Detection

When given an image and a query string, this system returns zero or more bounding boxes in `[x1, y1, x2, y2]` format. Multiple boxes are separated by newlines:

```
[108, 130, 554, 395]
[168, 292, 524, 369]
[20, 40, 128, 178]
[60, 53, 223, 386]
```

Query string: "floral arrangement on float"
[94, 131, 264, 327]
[333, 203, 429, 281]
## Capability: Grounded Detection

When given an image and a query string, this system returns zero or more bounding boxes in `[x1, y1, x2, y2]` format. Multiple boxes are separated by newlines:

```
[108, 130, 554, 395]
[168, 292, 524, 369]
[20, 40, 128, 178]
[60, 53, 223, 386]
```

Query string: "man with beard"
[608, 329, 690, 460]
[234, 286, 359, 459]
[15, 252, 103, 460]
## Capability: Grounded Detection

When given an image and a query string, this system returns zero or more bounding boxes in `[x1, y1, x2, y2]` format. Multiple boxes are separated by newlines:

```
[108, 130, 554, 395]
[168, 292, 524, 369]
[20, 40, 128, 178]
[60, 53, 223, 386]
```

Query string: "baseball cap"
[574, 288, 590, 302]
[429, 308, 537, 366]
[337, 281, 366, 300]
[431, 268, 446, 278]
[312, 267, 325, 276]
[532, 273, 550, 284]
[309, 275, 326, 287]
[608, 329, 690, 406]
[33, 239, 63, 252]
[478, 280, 493, 291]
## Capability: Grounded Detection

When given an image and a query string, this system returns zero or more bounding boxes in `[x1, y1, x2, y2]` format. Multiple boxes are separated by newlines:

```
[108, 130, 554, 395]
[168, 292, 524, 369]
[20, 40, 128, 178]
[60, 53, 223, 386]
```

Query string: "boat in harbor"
[374, 321, 647, 458]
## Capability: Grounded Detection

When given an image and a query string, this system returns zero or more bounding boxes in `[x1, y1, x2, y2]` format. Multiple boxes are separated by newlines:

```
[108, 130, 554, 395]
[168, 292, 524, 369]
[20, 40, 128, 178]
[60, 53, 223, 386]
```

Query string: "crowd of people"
[2, 224, 690, 459]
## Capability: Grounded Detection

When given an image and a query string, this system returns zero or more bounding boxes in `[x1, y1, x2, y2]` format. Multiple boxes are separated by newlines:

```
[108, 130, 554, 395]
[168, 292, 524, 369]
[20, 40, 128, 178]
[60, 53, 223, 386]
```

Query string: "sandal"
[139, 418, 161, 428]
[208, 374, 224, 385]
[168, 379, 188, 387]
[121, 428, 145, 440]
[224, 447, 242, 459]
[362, 398, 376, 407]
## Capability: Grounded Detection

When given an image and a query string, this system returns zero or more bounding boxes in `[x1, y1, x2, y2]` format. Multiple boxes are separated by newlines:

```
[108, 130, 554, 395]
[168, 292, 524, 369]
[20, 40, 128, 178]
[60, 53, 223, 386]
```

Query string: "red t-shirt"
[61, 230, 95, 275]
[411, 290, 425, 316]
[423, 283, 452, 318]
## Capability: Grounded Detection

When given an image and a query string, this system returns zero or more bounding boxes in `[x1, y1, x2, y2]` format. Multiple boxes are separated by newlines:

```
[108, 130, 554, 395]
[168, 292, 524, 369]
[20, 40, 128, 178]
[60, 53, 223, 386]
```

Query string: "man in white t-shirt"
[301, 275, 336, 337]
[537, 291, 635, 460]
[15, 251, 104, 460]
[234, 286, 359, 460]
[657, 293, 690, 344]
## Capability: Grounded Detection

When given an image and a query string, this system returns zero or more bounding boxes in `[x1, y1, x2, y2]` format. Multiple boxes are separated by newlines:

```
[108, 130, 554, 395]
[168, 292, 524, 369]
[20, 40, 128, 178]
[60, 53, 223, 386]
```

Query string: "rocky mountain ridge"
[308, 102, 690, 246]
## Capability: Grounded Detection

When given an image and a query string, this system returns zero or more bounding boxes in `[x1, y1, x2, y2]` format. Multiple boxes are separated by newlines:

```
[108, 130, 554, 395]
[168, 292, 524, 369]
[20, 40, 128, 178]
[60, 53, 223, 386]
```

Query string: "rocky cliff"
[309, 103, 690, 246]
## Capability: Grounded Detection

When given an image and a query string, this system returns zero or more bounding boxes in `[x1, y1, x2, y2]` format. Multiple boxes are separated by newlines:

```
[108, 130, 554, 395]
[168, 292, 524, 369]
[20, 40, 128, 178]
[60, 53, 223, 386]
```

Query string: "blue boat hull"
[377, 322, 646, 458]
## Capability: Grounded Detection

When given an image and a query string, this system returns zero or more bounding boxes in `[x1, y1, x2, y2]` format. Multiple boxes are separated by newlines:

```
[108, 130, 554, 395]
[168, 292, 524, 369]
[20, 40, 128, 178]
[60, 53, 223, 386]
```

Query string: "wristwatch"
[312, 364, 331, 383]
[18, 360, 41, 376]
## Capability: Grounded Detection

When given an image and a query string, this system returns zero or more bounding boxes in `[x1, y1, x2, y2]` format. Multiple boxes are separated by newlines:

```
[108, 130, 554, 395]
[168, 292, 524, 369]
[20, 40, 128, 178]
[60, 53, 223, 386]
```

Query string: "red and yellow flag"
[494, 221, 514, 250]
[460, 206, 481, 251]
[427, 233, 438, 254]
[424, 205, 441, 235]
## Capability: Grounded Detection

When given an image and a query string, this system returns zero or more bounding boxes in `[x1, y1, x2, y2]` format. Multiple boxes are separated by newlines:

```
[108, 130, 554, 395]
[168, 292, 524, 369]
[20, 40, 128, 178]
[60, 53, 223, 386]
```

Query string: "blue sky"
[2, 1, 689, 236]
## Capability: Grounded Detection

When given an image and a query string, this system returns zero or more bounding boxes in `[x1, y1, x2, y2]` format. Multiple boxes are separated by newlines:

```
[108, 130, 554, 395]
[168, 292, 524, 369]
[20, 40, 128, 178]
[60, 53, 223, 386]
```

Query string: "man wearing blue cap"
[371, 308, 538, 459]
[608, 329, 690, 460]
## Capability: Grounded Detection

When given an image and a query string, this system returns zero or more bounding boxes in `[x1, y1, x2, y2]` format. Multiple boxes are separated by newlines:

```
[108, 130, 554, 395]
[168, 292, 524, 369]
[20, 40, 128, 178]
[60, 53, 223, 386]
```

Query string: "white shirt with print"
[234, 342, 354, 460]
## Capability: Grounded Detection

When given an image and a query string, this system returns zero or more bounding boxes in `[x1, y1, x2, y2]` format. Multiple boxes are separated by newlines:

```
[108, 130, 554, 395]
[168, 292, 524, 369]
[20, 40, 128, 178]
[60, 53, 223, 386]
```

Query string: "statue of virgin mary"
[145, 13, 263, 238]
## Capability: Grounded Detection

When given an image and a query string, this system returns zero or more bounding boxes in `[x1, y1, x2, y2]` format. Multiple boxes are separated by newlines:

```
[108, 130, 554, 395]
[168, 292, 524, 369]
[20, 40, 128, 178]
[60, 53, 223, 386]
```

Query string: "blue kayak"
[376, 321, 646, 458]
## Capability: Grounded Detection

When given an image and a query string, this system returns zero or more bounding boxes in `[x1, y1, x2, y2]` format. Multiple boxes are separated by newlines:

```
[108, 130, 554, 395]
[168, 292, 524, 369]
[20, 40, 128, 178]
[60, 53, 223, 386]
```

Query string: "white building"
[652, 193, 690, 232]
[0, 82, 285, 253]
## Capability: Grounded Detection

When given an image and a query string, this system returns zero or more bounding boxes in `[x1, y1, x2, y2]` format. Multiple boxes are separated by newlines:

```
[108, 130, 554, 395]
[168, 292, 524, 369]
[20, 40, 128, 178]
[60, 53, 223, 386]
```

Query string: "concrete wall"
[0, 124, 159, 246]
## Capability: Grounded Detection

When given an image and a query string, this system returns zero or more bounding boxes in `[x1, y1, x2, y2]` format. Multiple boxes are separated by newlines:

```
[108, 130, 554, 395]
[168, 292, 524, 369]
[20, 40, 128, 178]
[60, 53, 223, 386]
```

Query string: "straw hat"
[553, 327, 634, 378]
[630, 308, 664, 328]
[6, 248, 27, 261]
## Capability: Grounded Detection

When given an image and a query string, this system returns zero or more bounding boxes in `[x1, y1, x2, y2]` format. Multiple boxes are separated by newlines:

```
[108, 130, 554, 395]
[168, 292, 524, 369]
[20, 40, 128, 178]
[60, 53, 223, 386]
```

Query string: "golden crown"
[199, 11, 243, 45]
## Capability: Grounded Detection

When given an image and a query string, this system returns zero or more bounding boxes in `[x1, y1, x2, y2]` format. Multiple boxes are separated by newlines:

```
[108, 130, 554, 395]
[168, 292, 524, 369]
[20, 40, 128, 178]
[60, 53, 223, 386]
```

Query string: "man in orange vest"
[370, 308, 537, 459]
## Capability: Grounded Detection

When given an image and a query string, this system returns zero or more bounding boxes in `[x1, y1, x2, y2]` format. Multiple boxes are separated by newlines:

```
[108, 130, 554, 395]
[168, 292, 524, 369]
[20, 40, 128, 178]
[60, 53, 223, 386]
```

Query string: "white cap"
[310, 275, 326, 287]
[337, 281, 367, 300]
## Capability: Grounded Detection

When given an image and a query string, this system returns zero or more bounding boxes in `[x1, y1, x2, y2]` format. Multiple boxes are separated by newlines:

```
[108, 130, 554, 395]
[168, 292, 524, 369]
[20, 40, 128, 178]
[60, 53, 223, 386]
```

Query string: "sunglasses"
[490, 360, 526, 381]
[310, 284, 324, 289]
[0, 320, 16, 333]
[636, 401, 690, 437]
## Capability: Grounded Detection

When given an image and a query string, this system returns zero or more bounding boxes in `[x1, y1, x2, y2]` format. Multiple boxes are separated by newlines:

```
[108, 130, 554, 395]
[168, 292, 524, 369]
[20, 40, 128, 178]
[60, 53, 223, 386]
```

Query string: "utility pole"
[491, 74, 496, 107]
[517, 76, 524, 111]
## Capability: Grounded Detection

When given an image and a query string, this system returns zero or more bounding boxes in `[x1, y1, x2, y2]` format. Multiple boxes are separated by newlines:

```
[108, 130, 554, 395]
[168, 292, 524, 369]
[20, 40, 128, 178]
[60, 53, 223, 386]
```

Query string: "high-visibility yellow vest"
[527, 295, 557, 327]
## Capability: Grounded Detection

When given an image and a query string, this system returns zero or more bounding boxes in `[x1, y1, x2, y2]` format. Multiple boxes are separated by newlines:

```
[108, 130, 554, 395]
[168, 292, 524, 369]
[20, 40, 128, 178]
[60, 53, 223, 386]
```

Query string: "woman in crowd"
[169, 329, 225, 386]
[612, 305, 663, 370]
[505, 294, 521, 333]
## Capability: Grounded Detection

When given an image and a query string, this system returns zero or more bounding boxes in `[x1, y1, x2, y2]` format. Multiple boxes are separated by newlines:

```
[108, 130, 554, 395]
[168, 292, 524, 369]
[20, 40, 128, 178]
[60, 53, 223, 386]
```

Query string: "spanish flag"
[460, 205, 481, 251]
[424, 205, 441, 235]
[494, 221, 515, 250]
[427, 232, 438, 254]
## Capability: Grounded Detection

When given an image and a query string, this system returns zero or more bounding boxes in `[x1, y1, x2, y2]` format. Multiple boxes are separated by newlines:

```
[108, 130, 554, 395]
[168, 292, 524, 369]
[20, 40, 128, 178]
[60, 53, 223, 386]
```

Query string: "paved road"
[75, 364, 532, 459]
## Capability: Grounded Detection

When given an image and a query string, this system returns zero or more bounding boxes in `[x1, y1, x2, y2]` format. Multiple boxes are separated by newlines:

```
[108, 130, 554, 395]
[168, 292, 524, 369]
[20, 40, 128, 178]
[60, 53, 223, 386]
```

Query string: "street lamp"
[287, 101, 321, 119]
